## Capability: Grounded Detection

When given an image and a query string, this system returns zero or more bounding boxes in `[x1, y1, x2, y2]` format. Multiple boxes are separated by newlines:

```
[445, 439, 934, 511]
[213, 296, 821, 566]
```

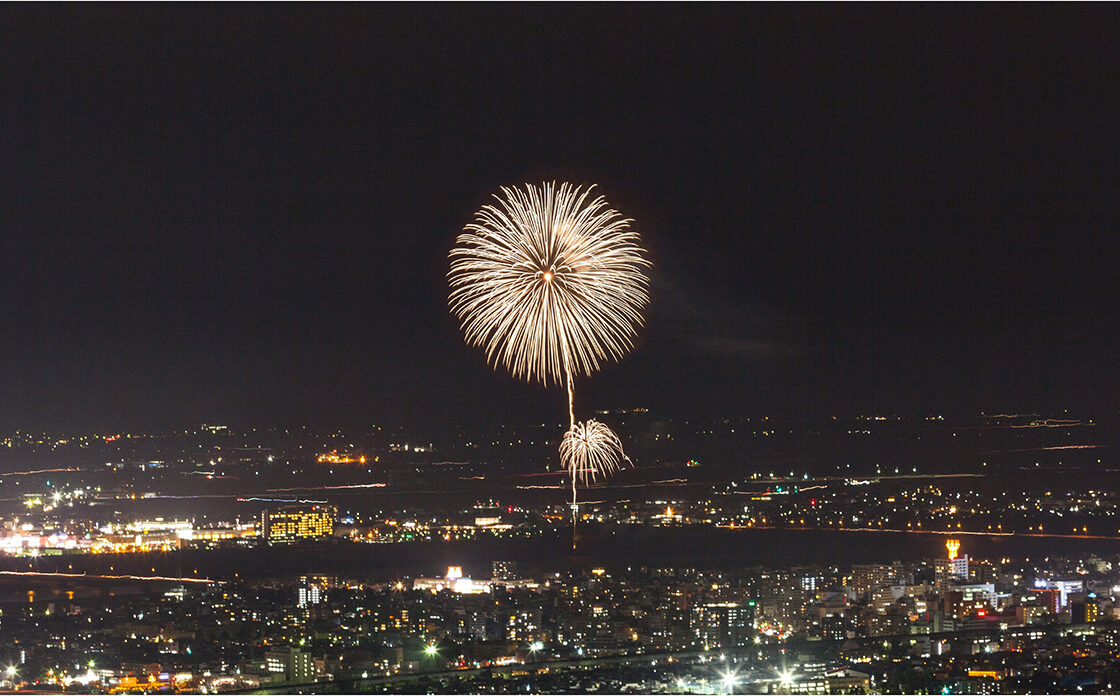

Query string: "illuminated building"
[942, 539, 969, 579]
[298, 575, 328, 607]
[492, 560, 518, 581]
[1016, 602, 1048, 625]
[413, 566, 490, 594]
[1029, 588, 1061, 614]
[265, 647, 314, 684]
[261, 506, 335, 543]
[850, 564, 897, 600]
[952, 554, 970, 580]
[1033, 579, 1084, 610]
[1069, 594, 1100, 623]
[191, 523, 255, 542]
[694, 602, 754, 649]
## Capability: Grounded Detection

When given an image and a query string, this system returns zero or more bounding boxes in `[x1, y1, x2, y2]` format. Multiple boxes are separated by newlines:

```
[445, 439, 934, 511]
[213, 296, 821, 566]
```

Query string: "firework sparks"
[560, 419, 631, 547]
[449, 182, 650, 546]
[560, 419, 629, 487]
[449, 181, 650, 422]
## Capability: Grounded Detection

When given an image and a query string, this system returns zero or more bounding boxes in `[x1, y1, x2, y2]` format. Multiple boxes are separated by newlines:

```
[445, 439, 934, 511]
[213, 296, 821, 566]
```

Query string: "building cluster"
[574, 485, 1120, 539]
[1, 411, 1113, 566]
[6, 546, 1120, 693]
[1, 505, 336, 556]
[1, 499, 552, 558]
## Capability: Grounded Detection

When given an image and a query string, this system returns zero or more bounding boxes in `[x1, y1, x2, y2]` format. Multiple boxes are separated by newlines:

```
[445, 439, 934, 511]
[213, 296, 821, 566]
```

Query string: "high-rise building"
[951, 555, 970, 581]
[492, 560, 518, 581]
[850, 564, 897, 600]
[933, 559, 953, 593]
[261, 505, 336, 543]
[694, 602, 754, 649]
[1069, 594, 1100, 624]
[265, 647, 315, 684]
[1029, 588, 1060, 614]
[939, 541, 968, 584]
[1034, 579, 1084, 610]
[297, 575, 329, 607]
[1016, 603, 1047, 625]
[298, 583, 320, 607]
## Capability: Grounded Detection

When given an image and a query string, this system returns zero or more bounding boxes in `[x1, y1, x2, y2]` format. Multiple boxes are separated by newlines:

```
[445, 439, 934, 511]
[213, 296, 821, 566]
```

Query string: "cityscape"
[3, 412, 1120, 693]
[2, 3, 1118, 696]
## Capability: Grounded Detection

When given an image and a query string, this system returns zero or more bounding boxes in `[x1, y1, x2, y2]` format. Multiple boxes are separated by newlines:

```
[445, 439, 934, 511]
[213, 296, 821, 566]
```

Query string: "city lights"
[0, 2, 1111, 694]
[720, 668, 740, 693]
[0, 415, 1115, 693]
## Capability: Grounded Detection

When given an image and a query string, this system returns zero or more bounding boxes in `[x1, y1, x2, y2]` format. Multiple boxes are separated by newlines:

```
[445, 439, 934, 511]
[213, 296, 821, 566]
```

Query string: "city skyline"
[1, 4, 1117, 431]
[4, 6, 1120, 693]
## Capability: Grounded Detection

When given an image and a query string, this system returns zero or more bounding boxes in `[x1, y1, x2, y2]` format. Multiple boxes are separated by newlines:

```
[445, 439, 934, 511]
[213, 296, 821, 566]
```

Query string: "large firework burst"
[449, 182, 650, 545]
[448, 182, 650, 404]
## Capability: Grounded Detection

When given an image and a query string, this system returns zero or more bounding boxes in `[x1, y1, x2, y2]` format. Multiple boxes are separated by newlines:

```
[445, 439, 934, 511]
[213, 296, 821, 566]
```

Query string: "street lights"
[778, 669, 794, 694]
[720, 669, 739, 694]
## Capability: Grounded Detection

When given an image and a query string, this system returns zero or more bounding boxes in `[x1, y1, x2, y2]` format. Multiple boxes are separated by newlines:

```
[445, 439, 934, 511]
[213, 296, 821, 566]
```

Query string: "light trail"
[142, 494, 242, 499]
[0, 570, 216, 583]
[0, 467, 79, 476]
[732, 473, 984, 485]
[985, 445, 1102, 453]
[265, 483, 387, 492]
[714, 525, 1120, 541]
[237, 497, 328, 503]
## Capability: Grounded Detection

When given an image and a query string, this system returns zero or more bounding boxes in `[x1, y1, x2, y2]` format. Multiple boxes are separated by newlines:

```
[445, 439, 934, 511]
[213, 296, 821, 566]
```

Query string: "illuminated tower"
[945, 539, 968, 579]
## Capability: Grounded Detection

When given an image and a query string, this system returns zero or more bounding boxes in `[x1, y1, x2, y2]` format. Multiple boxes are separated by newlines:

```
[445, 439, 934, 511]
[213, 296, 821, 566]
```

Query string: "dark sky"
[1, 4, 1117, 431]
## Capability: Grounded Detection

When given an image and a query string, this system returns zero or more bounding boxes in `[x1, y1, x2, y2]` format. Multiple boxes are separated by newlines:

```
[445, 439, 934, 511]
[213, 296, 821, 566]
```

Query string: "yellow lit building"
[261, 506, 336, 543]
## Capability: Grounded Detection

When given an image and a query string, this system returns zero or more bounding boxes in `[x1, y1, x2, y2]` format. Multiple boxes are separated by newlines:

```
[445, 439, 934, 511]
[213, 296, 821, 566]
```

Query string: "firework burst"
[560, 419, 629, 487]
[449, 182, 650, 421]
[449, 182, 650, 546]
[559, 419, 632, 548]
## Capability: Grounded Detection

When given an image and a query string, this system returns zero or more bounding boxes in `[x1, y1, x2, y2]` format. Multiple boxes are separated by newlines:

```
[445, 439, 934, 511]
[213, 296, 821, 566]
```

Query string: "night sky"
[1, 4, 1117, 431]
